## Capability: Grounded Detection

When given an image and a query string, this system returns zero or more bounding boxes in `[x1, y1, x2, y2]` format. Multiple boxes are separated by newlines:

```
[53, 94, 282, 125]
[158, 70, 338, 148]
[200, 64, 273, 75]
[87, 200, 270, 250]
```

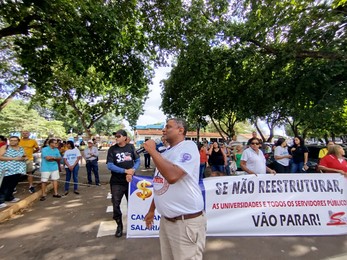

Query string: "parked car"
[306, 145, 325, 173]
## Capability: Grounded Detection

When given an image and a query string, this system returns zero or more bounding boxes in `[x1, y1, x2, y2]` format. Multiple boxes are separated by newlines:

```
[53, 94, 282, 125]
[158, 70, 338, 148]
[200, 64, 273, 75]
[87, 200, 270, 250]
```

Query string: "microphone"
[136, 147, 146, 154]
[136, 139, 162, 154]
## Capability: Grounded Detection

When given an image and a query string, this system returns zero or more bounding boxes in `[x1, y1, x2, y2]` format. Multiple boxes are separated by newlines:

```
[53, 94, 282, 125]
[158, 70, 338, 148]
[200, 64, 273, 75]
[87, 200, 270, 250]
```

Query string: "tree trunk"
[267, 126, 274, 143]
[0, 83, 27, 111]
[331, 132, 336, 143]
[254, 121, 265, 142]
[196, 126, 200, 143]
[302, 128, 308, 140]
[210, 117, 226, 141]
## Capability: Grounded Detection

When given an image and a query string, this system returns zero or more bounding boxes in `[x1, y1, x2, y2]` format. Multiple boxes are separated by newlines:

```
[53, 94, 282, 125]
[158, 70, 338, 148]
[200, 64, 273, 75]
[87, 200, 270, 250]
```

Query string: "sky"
[123, 66, 172, 130]
[123, 66, 285, 136]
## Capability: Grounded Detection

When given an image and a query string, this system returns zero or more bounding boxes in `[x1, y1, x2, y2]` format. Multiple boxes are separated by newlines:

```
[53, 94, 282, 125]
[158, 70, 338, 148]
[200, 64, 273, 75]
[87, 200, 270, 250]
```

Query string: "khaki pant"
[26, 160, 34, 173]
[159, 213, 206, 260]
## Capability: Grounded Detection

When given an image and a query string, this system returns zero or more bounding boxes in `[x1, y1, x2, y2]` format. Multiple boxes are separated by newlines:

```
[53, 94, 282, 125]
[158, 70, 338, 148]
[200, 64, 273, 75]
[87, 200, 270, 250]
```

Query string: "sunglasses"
[251, 142, 259, 145]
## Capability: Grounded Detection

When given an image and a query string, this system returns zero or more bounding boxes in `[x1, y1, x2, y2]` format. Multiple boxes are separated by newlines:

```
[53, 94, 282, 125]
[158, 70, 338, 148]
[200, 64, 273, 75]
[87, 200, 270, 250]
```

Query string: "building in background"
[133, 123, 256, 147]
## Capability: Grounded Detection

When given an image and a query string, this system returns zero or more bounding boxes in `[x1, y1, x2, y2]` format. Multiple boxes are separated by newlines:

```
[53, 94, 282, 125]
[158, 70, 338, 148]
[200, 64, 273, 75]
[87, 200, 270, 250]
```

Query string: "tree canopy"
[0, 99, 66, 138]
[161, 0, 347, 141]
[0, 0, 188, 134]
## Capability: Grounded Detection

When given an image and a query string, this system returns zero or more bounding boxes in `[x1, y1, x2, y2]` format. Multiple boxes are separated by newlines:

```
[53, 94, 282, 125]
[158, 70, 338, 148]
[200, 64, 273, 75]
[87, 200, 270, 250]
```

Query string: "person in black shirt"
[290, 136, 309, 173]
[106, 129, 140, 237]
[208, 142, 227, 173]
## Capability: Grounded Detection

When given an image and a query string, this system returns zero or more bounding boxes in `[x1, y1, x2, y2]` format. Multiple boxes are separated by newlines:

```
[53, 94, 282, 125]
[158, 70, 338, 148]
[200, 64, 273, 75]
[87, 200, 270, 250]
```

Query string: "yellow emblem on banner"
[136, 180, 152, 200]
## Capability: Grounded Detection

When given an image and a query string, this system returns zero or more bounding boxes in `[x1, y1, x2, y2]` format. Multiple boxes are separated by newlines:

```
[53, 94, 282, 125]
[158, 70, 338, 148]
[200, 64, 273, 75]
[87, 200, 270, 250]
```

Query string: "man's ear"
[178, 127, 184, 135]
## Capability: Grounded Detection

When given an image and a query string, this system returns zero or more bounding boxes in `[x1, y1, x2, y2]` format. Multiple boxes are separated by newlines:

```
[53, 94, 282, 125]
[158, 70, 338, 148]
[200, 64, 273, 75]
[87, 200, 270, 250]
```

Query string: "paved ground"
[0, 148, 346, 260]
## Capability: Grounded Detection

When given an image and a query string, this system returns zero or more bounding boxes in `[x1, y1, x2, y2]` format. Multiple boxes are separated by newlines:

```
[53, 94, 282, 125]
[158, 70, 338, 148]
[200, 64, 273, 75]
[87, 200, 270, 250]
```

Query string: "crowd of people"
[1, 125, 347, 260]
[198, 132, 347, 179]
[0, 131, 102, 208]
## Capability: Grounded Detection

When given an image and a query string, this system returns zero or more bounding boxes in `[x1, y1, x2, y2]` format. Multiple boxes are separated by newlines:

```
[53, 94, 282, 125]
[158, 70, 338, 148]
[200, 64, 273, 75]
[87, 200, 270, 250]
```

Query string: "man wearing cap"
[144, 118, 206, 260]
[106, 129, 140, 237]
[84, 140, 100, 186]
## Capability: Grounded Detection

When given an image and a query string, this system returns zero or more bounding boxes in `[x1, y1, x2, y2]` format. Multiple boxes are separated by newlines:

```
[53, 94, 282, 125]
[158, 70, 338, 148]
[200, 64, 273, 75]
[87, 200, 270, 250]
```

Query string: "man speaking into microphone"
[144, 118, 206, 260]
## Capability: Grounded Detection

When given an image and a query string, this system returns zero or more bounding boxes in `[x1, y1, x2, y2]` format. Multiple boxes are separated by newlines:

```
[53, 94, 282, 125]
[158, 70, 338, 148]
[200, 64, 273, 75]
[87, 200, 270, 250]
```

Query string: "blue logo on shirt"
[181, 153, 192, 162]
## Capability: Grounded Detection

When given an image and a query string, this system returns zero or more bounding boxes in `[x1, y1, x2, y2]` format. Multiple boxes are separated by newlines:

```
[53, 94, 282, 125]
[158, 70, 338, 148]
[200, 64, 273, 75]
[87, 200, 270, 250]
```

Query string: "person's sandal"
[53, 194, 62, 198]
[40, 196, 46, 201]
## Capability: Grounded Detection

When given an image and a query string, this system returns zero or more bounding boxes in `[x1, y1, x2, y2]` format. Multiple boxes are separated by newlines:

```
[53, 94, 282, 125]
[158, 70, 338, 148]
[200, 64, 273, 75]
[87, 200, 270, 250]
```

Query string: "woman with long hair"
[273, 138, 292, 173]
[208, 142, 227, 173]
[318, 145, 347, 176]
[290, 136, 309, 173]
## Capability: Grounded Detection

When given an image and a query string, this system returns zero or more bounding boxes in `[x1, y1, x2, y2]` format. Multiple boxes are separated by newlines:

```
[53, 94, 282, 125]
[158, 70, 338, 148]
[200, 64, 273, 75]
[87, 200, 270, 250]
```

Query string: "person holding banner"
[318, 145, 347, 176]
[144, 118, 206, 260]
[107, 129, 140, 237]
[240, 137, 276, 176]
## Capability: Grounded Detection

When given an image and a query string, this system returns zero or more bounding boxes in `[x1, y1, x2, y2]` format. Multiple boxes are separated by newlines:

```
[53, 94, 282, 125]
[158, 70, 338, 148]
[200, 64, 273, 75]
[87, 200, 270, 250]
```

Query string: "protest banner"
[127, 174, 347, 238]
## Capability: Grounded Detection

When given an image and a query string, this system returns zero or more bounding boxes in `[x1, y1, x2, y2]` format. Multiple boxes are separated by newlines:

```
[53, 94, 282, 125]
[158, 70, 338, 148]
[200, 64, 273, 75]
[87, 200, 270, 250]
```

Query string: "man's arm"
[33, 140, 40, 153]
[144, 140, 186, 184]
[107, 163, 126, 173]
[133, 157, 140, 170]
[144, 199, 156, 228]
[42, 149, 54, 161]
[93, 147, 99, 157]
[54, 149, 61, 160]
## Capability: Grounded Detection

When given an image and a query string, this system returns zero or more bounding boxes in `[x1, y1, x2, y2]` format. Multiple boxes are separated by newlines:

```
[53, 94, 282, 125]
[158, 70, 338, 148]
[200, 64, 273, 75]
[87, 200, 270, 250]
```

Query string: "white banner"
[127, 174, 347, 238]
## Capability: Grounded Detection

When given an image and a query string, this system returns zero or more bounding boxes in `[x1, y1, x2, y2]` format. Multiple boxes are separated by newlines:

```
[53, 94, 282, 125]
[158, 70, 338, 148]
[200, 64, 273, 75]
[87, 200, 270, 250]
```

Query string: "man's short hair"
[169, 118, 188, 135]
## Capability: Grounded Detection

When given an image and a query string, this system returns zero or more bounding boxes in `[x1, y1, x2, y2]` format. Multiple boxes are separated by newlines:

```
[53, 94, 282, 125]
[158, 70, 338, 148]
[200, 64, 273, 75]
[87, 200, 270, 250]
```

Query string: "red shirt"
[319, 155, 347, 172]
[200, 148, 207, 163]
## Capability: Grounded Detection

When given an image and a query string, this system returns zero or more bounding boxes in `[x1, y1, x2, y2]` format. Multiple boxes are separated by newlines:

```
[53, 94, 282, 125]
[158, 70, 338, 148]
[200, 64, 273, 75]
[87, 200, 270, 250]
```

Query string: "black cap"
[114, 129, 127, 137]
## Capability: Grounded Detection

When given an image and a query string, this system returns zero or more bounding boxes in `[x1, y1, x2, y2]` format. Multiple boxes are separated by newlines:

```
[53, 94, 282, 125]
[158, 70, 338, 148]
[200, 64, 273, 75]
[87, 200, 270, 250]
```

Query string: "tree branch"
[0, 83, 27, 111]
[246, 38, 347, 61]
[210, 117, 226, 140]
[0, 14, 40, 40]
